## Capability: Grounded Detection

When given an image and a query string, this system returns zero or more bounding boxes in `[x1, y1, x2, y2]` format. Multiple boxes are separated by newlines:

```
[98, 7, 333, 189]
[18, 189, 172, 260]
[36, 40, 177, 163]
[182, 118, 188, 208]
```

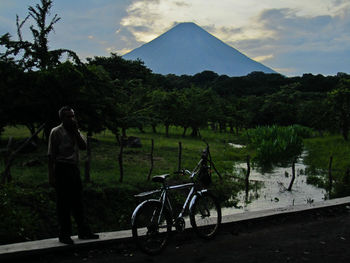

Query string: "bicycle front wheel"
[132, 200, 172, 255]
[190, 192, 221, 239]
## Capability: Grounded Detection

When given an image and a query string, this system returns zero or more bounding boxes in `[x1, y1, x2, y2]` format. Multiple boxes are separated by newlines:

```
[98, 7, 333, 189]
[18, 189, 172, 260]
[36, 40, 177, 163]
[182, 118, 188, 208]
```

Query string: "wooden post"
[287, 159, 296, 191]
[118, 140, 124, 183]
[165, 124, 169, 137]
[245, 155, 251, 200]
[1, 123, 45, 184]
[147, 139, 154, 181]
[328, 155, 333, 198]
[84, 134, 91, 183]
[178, 141, 182, 172]
[1, 137, 13, 184]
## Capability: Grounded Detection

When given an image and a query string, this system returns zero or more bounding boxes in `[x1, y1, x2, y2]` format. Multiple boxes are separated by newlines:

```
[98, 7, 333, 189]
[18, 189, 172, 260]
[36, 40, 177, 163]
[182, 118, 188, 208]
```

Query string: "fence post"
[178, 141, 182, 172]
[147, 139, 154, 181]
[245, 155, 251, 200]
[328, 155, 333, 198]
[1, 123, 45, 184]
[1, 137, 13, 184]
[118, 139, 124, 183]
[84, 134, 91, 183]
[287, 158, 296, 191]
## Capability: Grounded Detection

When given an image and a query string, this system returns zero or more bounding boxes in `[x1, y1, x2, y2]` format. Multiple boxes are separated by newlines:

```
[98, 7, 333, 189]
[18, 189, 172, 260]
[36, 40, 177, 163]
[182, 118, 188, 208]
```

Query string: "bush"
[0, 183, 141, 244]
[245, 125, 304, 168]
[0, 185, 57, 244]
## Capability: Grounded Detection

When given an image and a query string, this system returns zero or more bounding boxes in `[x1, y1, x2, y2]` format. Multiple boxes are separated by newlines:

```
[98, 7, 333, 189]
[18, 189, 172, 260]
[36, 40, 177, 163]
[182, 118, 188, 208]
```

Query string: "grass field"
[0, 125, 250, 188]
[0, 125, 250, 244]
[303, 135, 350, 195]
[1, 125, 350, 244]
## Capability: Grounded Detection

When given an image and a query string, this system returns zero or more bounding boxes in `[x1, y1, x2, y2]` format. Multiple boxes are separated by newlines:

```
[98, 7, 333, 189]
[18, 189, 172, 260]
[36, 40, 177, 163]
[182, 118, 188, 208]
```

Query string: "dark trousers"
[55, 162, 90, 237]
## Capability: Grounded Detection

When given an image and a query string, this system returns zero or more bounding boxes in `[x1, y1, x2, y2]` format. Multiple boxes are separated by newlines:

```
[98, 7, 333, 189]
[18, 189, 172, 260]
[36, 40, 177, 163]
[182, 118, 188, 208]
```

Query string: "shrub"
[245, 125, 304, 168]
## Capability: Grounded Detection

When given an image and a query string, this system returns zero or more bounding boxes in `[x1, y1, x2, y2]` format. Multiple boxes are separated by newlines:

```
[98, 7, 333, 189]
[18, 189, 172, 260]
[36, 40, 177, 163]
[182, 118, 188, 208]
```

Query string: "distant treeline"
[1, 54, 350, 141]
[1, 0, 350, 142]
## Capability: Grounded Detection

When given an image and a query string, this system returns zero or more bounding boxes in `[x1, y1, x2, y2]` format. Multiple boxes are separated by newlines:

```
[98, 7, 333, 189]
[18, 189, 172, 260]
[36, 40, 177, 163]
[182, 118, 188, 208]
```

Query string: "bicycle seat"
[152, 174, 170, 183]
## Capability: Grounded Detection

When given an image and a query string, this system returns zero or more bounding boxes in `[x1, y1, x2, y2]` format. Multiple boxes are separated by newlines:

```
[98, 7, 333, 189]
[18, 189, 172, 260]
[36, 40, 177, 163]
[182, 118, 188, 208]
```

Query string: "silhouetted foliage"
[0, 0, 80, 71]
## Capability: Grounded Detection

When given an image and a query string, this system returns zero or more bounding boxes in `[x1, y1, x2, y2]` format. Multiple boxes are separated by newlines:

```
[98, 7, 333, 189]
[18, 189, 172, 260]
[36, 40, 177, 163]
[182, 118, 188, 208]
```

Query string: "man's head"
[58, 106, 77, 131]
[58, 106, 74, 120]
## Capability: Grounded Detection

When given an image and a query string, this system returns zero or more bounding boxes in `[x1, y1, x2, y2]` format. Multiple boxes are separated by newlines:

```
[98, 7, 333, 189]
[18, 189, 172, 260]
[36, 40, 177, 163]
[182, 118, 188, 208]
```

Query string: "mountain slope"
[123, 22, 276, 76]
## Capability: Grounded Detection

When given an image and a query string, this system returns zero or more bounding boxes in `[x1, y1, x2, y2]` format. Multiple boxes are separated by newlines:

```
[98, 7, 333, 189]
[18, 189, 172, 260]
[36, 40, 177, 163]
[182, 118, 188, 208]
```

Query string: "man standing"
[48, 106, 99, 245]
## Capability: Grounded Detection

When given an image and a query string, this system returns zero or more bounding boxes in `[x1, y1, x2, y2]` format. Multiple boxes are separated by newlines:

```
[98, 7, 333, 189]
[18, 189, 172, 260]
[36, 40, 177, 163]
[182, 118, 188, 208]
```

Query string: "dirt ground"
[7, 205, 350, 263]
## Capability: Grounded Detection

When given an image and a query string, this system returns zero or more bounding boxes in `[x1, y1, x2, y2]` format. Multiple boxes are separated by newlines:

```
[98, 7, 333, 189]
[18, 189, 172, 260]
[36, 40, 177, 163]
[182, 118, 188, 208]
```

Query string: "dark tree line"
[1, 0, 350, 142]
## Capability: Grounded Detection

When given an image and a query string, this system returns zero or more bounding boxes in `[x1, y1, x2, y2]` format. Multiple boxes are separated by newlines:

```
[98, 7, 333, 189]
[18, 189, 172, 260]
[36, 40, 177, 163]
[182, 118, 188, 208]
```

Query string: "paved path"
[2, 197, 350, 263]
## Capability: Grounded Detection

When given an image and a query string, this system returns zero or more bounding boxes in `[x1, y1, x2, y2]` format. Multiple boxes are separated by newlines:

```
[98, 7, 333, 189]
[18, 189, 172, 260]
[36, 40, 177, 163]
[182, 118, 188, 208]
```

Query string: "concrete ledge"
[0, 229, 132, 259]
[1, 196, 350, 260]
[221, 196, 350, 224]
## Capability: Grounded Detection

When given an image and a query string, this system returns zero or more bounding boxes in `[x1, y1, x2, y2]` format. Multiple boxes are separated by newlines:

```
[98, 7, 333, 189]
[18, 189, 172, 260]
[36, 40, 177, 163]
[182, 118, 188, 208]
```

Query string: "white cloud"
[119, 0, 347, 43]
[2, 0, 350, 75]
[253, 54, 274, 62]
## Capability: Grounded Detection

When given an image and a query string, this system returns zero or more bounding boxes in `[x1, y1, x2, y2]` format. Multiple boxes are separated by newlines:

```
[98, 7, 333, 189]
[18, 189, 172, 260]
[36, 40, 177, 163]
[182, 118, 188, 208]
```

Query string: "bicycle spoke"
[132, 201, 172, 255]
[190, 192, 221, 239]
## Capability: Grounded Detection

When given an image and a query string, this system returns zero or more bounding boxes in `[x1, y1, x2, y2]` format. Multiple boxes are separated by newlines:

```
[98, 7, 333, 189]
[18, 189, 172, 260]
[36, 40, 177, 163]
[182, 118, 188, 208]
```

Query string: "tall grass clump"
[245, 125, 310, 168]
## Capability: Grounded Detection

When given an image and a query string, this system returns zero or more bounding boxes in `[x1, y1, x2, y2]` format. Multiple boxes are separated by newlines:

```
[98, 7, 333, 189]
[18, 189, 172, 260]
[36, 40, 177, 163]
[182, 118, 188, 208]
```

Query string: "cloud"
[49, 1, 134, 58]
[174, 2, 190, 7]
[116, 0, 350, 75]
[246, 5, 350, 75]
[2, 0, 350, 75]
[253, 54, 274, 62]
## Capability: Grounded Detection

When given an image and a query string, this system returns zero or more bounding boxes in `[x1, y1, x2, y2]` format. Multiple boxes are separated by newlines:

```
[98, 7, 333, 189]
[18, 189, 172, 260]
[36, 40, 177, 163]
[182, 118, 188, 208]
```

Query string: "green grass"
[2, 125, 350, 243]
[0, 125, 250, 188]
[0, 125, 251, 244]
[304, 135, 350, 172]
[303, 135, 350, 195]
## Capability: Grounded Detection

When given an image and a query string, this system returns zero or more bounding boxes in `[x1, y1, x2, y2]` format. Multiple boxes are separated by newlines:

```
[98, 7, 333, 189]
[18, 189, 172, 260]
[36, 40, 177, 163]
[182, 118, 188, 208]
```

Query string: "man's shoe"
[78, 233, 99, 240]
[59, 236, 74, 245]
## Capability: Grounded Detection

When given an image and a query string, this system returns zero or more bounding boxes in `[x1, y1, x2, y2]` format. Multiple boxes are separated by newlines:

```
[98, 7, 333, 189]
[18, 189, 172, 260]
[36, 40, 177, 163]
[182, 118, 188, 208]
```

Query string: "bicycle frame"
[131, 144, 212, 229]
[132, 170, 206, 228]
[131, 143, 222, 255]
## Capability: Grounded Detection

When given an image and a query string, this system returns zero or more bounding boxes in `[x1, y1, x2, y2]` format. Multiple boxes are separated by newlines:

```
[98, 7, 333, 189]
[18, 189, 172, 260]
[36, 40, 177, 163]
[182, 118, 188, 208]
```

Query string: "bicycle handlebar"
[174, 169, 193, 176]
[174, 141, 222, 180]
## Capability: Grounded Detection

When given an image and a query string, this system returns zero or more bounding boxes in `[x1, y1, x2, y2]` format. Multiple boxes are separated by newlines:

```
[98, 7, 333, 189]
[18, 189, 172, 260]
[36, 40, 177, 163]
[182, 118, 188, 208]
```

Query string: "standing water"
[222, 149, 327, 216]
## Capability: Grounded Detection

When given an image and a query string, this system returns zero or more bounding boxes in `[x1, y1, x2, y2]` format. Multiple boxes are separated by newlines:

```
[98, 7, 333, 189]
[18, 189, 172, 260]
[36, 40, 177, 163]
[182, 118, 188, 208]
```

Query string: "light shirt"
[48, 124, 85, 164]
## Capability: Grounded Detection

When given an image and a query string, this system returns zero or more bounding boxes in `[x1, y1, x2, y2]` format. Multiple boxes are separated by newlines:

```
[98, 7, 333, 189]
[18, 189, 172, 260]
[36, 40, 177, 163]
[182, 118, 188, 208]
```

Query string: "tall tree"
[328, 78, 350, 140]
[151, 90, 181, 137]
[180, 87, 213, 137]
[0, 0, 80, 70]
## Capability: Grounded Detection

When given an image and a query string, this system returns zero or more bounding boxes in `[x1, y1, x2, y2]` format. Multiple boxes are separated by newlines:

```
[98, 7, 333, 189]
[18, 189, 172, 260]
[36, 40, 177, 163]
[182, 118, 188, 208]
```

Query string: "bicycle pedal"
[175, 217, 185, 233]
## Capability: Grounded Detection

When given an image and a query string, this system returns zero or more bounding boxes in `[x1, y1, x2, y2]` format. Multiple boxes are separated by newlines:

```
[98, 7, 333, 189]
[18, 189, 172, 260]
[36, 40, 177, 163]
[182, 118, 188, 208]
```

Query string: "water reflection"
[222, 151, 326, 216]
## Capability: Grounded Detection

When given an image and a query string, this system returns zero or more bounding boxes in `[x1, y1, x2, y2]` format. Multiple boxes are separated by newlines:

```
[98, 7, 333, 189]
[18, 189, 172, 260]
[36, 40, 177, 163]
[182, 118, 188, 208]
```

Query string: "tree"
[180, 87, 213, 137]
[0, 60, 24, 135]
[36, 62, 85, 139]
[0, 0, 80, 71]
[0, 0, 84, 139]
[151, 90, 181, 137]
[87, 53, 152, 84]
[106, 79, 152, 139]
[88, 54, 154, 140]
[328, 78, 350, 140]
[78, 65, 114, 136]
[259, 84, 300, 126]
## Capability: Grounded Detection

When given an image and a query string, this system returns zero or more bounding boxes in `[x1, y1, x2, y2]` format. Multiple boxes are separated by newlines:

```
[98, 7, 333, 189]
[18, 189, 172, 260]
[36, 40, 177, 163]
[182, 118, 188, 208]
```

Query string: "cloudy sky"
[1, 0, 349, 76]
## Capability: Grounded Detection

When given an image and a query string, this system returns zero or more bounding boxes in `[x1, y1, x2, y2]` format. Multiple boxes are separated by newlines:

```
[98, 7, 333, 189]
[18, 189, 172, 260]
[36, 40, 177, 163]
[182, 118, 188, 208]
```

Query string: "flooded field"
[222, 151, 327, 216]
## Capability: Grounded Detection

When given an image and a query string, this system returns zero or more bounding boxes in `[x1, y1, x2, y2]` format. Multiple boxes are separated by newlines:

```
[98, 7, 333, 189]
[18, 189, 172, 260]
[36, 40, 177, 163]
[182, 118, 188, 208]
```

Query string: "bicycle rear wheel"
[190, 192, 221, 239]
[132, 200, 172, 255]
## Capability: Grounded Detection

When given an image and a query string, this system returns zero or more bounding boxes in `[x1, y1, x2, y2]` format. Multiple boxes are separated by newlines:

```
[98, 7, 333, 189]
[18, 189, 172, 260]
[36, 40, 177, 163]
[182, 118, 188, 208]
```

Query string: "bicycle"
[131, 143, 222, 255]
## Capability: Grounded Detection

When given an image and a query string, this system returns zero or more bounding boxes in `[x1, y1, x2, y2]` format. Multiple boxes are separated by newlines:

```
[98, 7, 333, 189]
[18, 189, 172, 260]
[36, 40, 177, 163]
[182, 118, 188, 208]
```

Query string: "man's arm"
[71, 120, 87, 150]
[74, 130, 87, 150]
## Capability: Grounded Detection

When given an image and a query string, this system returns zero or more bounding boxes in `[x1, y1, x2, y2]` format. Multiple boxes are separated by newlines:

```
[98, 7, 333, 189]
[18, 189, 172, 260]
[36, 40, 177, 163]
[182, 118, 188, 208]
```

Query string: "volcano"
[123, 22, 276, 76]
